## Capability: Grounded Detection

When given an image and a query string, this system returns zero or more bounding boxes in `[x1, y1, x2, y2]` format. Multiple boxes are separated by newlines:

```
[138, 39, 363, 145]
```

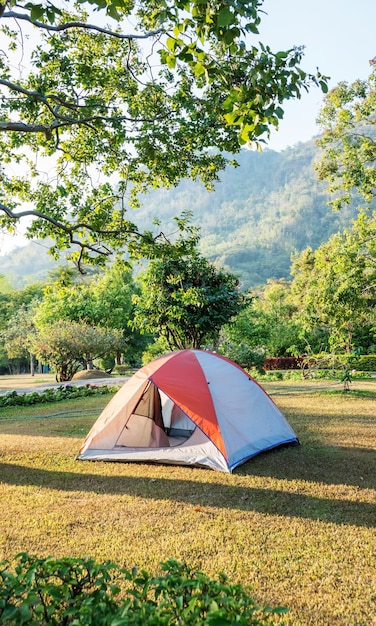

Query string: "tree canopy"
[31, 319, 122, 381]
[0, 0, 328, 268]
[315, 64, 376, 212]
[290, 212, 376, 353]
[132, 225, 243, 350]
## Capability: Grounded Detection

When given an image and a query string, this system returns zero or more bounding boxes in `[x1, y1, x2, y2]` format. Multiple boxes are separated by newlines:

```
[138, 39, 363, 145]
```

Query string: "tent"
[77, 349, 299, 473]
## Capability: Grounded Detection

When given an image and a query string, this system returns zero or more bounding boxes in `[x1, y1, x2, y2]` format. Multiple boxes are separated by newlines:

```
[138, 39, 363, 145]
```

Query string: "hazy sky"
[1, 0, 375, 255]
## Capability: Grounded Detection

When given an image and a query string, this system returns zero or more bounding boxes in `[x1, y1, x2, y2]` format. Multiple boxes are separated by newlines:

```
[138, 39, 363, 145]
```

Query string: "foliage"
[132, 228, 244, 350]
[112, 364, 133, 376]
[219, 280, 306, 361]
[0, 553, 286, 625]
[35, 260, 145, 365]
[1, 303, 38, 360]
[0, 140, 360, 291]
[30, 319, 123, 381]
[0, 0, 328, 267]
[0, 281, 44, 373]
[290, 212, 376, 352]
[352, 354, 376, 370]
[315, 65, 376, 212]
[0, 383, 119, 408]
[300, 352, 376, 374]
[217, 339, 265, 371]
[140, 335, 171, 365]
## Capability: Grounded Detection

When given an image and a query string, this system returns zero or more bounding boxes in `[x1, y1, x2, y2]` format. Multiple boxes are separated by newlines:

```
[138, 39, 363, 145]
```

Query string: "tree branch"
[1, 9, 164, 40]
[0, 199, 161, 270]
[0, 77, 171, 136]
[0, 201, 113, 256]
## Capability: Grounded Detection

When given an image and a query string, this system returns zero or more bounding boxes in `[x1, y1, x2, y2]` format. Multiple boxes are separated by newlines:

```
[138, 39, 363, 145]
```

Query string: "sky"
[1, 0, 375, 255]
[261, 0, 376, 150]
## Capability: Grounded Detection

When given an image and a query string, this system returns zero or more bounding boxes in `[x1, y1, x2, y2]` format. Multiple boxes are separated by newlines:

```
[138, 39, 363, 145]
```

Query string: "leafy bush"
[0, 554, 287, 625]
[0, 384, 120, 409]
[113, 364, 133, 376]
[302, 353, 376, 371]
[218, 341, 266, 372]
[349, 354, 376, 372]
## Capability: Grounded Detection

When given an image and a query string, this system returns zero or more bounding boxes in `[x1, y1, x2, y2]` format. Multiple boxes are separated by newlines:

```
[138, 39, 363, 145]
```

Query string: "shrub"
[349, 354, 376, 372]
[0, 554, 287, 625]
[301, 353, 376, 376]
[0, 384, 120, 409]
[218, 342, 266, 371]
[113, 364, 132, 376]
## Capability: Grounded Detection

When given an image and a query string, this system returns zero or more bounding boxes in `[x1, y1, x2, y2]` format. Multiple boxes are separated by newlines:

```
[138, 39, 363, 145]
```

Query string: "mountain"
[0, 138, 360, 290]
[131, 139, 359, 288]
[0, 240, 59, 288]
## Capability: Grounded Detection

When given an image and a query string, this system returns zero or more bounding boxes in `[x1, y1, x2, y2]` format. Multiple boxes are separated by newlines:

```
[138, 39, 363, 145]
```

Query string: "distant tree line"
[1, 208, 374, 380]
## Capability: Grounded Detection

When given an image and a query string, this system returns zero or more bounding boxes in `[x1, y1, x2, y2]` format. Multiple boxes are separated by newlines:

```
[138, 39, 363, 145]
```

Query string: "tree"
[290, 213, 376, 353]
[0, 279, 44, 373]
[1, 302, 38, 373]
[35, 260, 143, 365]
[315, 64, 376, 212]
[132, 226, 243, 350]
[217, 293, 267, 369]
[30, 319, 123, 381]
[302, 66, 376, 353]
[219, 280, 306, 366]
[0, 0, 328, 268]
[249, 280, 304, 356]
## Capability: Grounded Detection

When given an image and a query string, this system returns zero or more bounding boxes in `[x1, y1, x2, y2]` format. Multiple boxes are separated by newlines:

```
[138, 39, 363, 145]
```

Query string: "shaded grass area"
[0, 384, 375, 625]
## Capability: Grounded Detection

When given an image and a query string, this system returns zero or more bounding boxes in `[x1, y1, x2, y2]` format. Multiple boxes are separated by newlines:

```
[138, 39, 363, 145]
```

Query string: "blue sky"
[260, 0, 376, 150]
[1, 0, 375, 254]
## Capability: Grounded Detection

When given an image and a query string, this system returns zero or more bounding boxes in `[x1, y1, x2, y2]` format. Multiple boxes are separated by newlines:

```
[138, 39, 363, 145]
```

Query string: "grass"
[0, 381, 375, 625]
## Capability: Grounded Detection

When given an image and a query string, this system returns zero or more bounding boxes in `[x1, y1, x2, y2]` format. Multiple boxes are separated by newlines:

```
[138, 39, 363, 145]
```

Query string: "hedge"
[302, 353, 376, 372]
[263, 357, 303, 370]
[0, 384, 120, 409]
[0, 554, 287, 625]
[263, 354, 376, 372]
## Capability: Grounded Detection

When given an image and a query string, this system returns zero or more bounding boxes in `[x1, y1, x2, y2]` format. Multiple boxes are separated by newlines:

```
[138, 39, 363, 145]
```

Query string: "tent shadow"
[1, 461, 375, 529]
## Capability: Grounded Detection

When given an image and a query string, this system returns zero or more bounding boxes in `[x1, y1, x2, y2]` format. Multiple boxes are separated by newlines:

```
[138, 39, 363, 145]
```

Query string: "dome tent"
[77, 350, 299, 473]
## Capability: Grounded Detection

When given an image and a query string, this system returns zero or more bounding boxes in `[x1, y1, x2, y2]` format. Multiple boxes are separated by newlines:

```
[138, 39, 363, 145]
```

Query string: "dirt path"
[0, 373, 128, 395]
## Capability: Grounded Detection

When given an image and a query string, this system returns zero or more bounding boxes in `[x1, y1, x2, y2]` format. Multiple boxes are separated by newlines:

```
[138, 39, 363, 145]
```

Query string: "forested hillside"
[126, 138, 360, 288]
[1, 139, 359, 289]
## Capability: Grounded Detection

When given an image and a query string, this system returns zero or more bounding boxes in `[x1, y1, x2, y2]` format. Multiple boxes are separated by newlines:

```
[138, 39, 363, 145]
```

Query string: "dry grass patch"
[0, 384, 375, 625]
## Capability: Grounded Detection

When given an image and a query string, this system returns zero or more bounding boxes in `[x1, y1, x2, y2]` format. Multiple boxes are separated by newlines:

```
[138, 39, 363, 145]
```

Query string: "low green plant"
[0, 384, 120, 409]
[113, 365, 133, 376]
[0, 554, 287, 625]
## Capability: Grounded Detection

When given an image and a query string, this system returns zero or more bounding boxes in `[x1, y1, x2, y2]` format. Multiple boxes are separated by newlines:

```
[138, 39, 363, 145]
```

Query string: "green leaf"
[29, 4, 45, 22]
[166, 54, 176, 69]
[275, 106, 284, 119]
[166, 37, 177, 52]
[217, 7, 234, 26]
[193, 62, 205, 77]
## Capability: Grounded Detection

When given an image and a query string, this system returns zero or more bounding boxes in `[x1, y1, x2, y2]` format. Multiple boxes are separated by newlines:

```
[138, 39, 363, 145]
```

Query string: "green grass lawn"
[0, 383, 375, 625]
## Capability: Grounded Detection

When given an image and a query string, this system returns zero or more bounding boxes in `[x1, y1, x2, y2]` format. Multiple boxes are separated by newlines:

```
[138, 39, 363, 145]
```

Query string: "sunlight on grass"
[0, 383, 375, 625]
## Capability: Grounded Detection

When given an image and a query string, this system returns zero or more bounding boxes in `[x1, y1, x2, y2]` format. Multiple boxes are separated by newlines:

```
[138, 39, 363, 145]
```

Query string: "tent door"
[116, 382, 170, 448]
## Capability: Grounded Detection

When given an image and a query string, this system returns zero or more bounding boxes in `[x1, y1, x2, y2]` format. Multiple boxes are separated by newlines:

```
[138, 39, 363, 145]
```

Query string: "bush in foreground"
[0, 554, 287, 625]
